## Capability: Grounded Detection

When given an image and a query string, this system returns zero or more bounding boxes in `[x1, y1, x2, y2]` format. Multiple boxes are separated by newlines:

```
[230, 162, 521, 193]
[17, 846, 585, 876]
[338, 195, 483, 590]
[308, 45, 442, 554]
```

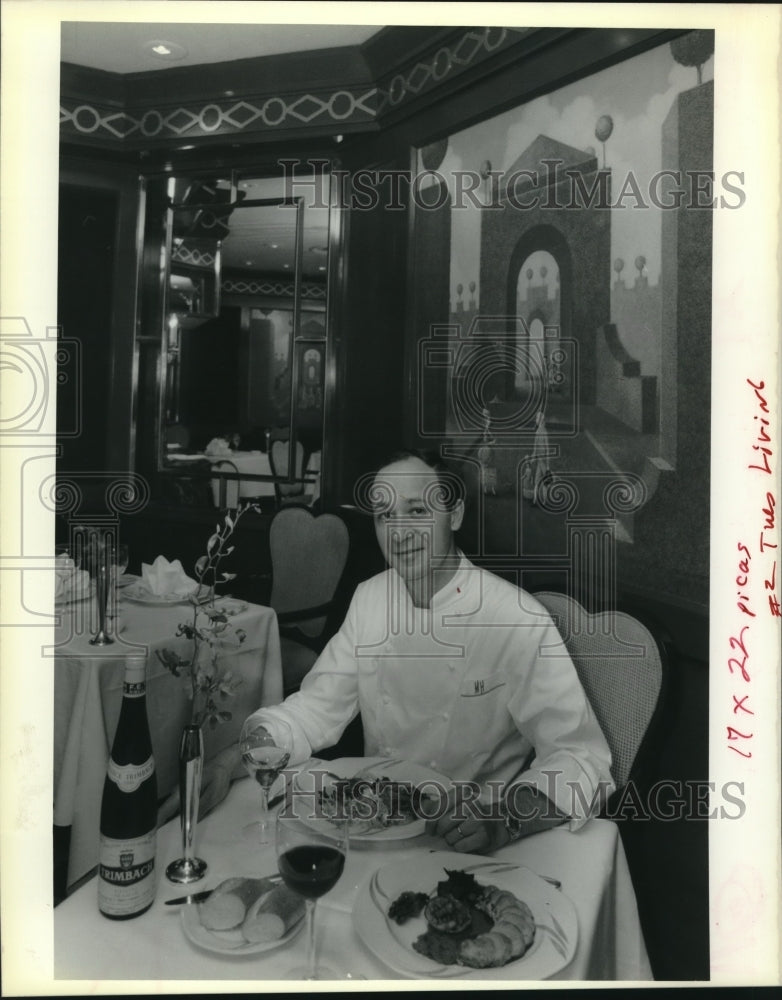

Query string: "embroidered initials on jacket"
[460, 673, 507, 697]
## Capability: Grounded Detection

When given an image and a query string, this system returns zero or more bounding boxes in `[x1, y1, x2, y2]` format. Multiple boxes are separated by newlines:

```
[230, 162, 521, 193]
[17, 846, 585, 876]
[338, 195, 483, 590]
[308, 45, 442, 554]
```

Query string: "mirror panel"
[157, 166, 331, 508]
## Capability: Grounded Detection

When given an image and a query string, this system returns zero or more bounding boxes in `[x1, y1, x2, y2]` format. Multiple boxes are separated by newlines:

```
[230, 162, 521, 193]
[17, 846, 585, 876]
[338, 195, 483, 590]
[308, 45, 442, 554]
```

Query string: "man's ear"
[449, 499, 465, 532]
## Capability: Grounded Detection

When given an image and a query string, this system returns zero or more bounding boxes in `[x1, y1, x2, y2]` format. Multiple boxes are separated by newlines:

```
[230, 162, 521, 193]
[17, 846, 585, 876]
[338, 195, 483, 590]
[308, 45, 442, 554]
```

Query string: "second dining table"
[53, 586, 283, 889]
[53, 758, 653, 984]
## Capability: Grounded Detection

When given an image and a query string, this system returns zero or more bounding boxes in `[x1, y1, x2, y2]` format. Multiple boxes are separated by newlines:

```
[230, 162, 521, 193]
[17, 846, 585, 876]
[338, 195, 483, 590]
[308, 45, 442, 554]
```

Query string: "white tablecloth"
[53, 770, 653, 983]
[207, 451, 276, 506]
[53, 596, 283, 888]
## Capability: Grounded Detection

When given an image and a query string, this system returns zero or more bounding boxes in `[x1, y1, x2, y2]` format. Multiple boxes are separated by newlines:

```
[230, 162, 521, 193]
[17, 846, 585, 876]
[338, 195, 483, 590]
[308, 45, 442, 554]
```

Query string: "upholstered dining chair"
[269, 438, 307, 506]
[533, 591, 667, 796]
[269, 507, 350, 694]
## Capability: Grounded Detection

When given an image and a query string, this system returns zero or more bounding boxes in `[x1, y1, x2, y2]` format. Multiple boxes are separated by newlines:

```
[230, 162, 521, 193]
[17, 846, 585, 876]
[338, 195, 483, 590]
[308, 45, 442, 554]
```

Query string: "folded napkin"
[141, 555, 197, 596]
[54, 556, 90, 602]
[205, 436, 233, 457]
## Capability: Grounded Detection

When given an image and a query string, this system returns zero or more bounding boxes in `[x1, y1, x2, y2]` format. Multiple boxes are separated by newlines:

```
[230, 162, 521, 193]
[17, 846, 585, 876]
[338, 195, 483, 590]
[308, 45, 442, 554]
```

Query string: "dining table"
[165, 450, 278, 507]
[53, 759, 653, 984]
[53, 586, 283, 890]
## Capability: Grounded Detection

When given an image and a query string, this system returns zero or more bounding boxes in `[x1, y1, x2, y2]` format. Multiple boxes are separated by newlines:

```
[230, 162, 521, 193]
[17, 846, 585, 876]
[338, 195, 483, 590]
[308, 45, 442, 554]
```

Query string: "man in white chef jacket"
[169, 450, 614, 852]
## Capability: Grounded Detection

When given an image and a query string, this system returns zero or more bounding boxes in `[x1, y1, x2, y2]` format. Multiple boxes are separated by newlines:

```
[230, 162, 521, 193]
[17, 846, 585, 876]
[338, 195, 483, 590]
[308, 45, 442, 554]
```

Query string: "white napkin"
[140, 555, 197, 596]
[54, 556, 90, 601]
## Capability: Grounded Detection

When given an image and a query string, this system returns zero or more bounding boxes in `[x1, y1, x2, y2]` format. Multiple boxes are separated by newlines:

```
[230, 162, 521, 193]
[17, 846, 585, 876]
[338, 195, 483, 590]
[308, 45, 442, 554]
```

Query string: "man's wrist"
[502, 784, 567, 841]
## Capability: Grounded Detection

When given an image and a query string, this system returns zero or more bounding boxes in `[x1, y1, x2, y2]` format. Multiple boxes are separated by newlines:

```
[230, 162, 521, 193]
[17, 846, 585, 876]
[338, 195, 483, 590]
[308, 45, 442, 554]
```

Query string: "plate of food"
[352, 852, 577, 979]
[180, 876, 306, 956]
[292, 757, 453, 843]
[121, 580, 203, 606]
[54, 575, 94, 606]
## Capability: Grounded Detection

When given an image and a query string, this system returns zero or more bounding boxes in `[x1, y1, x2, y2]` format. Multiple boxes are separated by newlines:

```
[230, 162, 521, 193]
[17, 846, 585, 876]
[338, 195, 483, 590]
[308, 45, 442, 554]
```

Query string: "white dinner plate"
[181, 898, 305, 956]
[212, 597, 248, 616]
[121, 580, 202, 606]
[352, 852, 577, 980]
[54, 581, 95, 606]
[292, 757, 453, 843]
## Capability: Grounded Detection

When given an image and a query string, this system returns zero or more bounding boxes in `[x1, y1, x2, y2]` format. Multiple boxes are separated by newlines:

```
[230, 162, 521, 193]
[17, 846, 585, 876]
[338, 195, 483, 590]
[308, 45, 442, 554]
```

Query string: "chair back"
[534, 590, 665, 792]
[270, 507, 349, 637]
[270, 439, 306, 502]
[210, 459, 239, 509]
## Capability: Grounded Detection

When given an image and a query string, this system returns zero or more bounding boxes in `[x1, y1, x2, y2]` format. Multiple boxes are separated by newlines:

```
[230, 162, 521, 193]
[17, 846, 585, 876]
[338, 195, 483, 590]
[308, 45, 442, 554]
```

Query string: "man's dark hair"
[372, 447, 466, 512]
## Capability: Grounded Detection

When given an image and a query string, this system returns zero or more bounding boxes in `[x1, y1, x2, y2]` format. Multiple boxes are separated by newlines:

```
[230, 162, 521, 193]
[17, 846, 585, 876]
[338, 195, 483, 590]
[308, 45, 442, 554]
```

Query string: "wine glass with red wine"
[275, 809, 348, 980]
[239, 717, 293, 845]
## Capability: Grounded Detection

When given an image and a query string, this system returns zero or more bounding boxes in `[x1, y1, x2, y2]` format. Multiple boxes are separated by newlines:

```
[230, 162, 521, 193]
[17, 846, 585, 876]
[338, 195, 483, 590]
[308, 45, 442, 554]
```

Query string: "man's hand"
[157, 743, 241, 828]
[425, 809, 511, 854]
[424, 787, 510, 854]
[424, 784, 567, 852]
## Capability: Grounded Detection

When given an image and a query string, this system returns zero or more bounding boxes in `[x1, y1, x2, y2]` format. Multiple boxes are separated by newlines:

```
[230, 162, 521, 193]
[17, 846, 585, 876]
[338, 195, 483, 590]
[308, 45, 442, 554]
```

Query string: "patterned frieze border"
[374, 26, 524, 114]
[60, 27, 530, 147]
[222, 276, 326, 300]
[60, 88, 380, 145]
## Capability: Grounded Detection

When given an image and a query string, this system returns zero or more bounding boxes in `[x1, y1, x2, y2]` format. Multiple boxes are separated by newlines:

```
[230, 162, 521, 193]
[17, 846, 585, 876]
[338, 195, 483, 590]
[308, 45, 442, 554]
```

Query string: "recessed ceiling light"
[144, 40, 188, 61]
[224, 90, 235, 97]
[283, 264, 290, 269]
[318, 266, 326, 271]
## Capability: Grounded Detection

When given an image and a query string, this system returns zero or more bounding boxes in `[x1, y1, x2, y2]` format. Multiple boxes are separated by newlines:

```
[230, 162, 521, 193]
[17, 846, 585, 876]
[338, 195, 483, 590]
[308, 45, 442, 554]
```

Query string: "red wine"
[98, 656, 158, 919]
[278, 845, 345, 899]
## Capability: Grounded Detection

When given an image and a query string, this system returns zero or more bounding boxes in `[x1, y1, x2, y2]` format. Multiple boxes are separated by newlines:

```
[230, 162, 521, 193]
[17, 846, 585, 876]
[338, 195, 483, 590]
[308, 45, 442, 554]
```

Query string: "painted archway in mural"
[479, 136, 611, 406]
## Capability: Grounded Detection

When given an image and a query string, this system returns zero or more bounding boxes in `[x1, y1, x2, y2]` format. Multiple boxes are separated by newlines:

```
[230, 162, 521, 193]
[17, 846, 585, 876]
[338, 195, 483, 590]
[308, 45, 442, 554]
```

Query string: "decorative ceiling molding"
[59, 26, 526, 150]
[60, 88, 380, 144]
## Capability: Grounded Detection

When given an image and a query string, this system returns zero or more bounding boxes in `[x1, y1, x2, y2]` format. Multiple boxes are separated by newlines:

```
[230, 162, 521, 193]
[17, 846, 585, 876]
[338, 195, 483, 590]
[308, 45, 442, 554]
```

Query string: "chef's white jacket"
[250, 555, 614, 827]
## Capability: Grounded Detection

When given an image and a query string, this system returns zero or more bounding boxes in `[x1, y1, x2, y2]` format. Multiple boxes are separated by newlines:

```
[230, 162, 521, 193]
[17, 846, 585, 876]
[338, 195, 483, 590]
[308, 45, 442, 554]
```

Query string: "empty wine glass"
[276, 805, 348, 980]
[112, 543, 130, 580]
[107, 543, 129, 630]
[239, 716, 293, 845]
[54, 543, 81, 607]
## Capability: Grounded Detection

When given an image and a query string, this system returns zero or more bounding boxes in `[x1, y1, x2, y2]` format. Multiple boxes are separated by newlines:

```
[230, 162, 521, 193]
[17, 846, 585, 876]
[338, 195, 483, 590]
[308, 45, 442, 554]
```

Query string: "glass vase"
[165, 724, 208, 883]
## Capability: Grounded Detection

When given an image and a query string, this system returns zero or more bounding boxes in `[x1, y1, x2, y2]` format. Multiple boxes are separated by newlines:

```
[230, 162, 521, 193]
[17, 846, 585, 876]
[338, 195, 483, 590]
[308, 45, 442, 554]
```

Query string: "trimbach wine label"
[98, 832, 156, 915]
[107, 756, 155, 792]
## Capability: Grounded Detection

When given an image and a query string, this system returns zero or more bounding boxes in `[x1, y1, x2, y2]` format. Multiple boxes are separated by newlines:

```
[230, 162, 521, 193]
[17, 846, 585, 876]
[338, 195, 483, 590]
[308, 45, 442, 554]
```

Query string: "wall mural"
[424, 32, 715, 609]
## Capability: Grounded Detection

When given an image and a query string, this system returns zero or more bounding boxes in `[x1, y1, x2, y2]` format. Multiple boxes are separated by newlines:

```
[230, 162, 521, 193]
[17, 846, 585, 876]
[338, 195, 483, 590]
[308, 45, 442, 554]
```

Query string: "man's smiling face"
[372, 456, 464, 588]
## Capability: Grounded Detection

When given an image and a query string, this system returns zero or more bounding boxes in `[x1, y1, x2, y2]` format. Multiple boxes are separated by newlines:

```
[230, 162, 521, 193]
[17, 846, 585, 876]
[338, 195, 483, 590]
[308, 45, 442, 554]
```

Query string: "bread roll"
[242, 885, 306, 943]
[199, 877, 272, 931]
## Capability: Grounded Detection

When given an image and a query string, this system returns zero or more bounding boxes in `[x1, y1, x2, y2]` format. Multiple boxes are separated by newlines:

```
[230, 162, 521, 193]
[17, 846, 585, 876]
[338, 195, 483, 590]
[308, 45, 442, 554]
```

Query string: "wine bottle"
[98, 655, 158, 919]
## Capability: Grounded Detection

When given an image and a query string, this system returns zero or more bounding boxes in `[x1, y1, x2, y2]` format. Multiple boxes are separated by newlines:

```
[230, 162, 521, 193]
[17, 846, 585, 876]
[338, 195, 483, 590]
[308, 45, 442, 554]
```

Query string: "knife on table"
[165, 889, 215, 906]
[165, 873, 282, 906]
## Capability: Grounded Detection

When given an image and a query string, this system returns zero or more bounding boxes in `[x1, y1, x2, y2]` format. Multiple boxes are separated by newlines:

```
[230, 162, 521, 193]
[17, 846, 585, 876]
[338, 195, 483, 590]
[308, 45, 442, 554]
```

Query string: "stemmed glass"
[111, 543, 130, 581]
[107, 543, 129, 632]
[275, 807, 348, 980]
[239, 716, 293, 845]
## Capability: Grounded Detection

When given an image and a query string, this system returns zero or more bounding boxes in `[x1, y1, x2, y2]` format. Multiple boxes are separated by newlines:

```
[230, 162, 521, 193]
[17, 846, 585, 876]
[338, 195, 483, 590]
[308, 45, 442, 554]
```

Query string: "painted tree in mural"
[594, 115, 613, 168]
[670, 31, 714, 85]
